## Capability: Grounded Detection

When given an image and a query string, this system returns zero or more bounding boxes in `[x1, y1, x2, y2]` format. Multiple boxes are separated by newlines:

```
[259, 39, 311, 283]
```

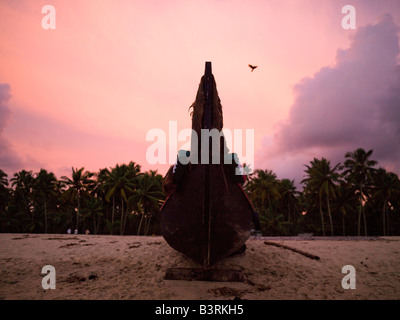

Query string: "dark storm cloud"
[269, 14, 400, 174]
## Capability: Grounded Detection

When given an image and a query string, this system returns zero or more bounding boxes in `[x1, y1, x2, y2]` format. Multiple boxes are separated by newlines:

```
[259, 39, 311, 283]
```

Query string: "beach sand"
[0, 233, 399, 300]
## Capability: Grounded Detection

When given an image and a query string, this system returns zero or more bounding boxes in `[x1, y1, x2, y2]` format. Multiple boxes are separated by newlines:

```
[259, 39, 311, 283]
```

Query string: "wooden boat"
[161, 62, 255, 267]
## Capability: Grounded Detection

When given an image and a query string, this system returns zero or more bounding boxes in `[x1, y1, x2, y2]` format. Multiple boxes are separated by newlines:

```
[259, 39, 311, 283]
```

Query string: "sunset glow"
[1, 0, 399, 185]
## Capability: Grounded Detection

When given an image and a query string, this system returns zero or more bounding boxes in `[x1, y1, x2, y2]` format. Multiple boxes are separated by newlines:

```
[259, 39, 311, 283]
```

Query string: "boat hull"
[161, 164, 254, 266]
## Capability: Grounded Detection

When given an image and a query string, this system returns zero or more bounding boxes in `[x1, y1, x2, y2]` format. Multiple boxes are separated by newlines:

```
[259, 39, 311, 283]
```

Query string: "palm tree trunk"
[145, 214, 153, 235]
[137, 209, 145, 236]
[362, 206, 368, 236]
[357, 188, 362, 236]
[319, 196, 325, 236]
[95, 214, 101, 235]
[382, 202, 386, 236]
[359, 185, 368, 236]
[122, 204, 130, 235]
[327, 194, 333, 236]
[97, 215, 101, 234]
[144, 216, 149, 235]
[111, 194, 115, 235]
[120, 198, 124, 235]
[386, 204, 390, 236]
[44, 199, 48, 234]
[342, 213, 345, 236]
[76, 194, 80, 231]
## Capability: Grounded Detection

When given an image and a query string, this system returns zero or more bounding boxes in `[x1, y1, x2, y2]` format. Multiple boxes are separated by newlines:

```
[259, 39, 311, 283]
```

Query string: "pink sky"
[1, 0, 400, 185]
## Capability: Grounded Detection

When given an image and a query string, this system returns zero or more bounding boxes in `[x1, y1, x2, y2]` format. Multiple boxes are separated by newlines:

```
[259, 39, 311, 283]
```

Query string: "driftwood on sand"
[264, 241, 320, 260]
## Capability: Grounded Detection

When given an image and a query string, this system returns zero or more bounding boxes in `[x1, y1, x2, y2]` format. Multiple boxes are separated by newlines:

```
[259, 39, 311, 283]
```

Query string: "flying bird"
[248, 64, 258, 72]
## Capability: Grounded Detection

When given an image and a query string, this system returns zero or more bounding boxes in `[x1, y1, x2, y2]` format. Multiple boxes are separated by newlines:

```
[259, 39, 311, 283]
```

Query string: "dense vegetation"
[1, 148, 399, 236]
[0, 162, 164, 236]
[246, 148, 400, 236]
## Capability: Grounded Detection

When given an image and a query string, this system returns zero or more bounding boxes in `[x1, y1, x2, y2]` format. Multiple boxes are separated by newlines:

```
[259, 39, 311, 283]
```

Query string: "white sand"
[0, 233, 399, 300]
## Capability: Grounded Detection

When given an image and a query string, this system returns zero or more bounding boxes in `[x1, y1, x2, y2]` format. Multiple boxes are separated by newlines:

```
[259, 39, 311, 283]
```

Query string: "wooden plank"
[164, 268, 245, 282]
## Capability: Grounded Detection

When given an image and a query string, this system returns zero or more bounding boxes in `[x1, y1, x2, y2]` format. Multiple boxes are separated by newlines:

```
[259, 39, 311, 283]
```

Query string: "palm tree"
[342, 148, 377, 236]
[302, 158, 340, 236]
[335, 180, 356, 236]
[103, 163, 140, 235]
[10, 170, 34, 191]
[259, 211, 291, 236]
[61, 167, 95, 231]
[81, 196, 103, 235]
[33, 169, 57, 233]
[278, 179, 298, 222]
[373, 168, 400, 236]
[0, 170, 10, 231]
[0, 170, 8, 188]
[95, 167, 113, 233]
[126, 161, 142, 179]
[246, 169, 281, 213]
[130, 172, 164, 236]
[10, 170, 35, 232]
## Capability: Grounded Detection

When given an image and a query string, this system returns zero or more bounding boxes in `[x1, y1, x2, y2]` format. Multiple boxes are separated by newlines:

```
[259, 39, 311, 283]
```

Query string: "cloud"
[0, 84, 12, 129]
[0, 83, 24, 174]
[258, 14, 400, 184]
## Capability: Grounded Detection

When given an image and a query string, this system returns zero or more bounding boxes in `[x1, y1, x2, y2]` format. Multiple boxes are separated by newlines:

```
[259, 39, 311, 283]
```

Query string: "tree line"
[245, 148, 400, 236]
[0, 162, 165, 235]
[1, 148, 399, 236]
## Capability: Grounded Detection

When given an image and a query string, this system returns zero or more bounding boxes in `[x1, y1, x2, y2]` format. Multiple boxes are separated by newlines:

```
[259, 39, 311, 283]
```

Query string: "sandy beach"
[0, 233, 399, 300]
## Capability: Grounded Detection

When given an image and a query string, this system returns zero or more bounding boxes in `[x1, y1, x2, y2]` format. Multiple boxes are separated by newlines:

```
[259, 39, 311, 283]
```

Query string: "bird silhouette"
[248, 64, 258, 72]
